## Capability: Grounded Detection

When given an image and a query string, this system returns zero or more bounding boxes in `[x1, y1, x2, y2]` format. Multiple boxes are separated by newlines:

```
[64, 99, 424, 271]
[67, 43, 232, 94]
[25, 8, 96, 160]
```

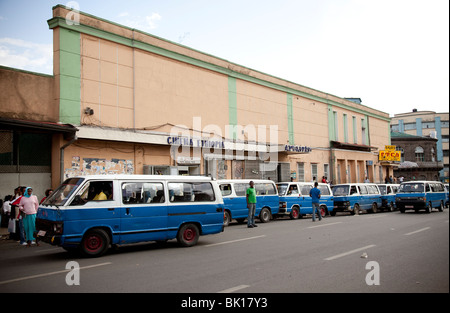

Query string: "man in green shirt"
[246, 181, 257, 228]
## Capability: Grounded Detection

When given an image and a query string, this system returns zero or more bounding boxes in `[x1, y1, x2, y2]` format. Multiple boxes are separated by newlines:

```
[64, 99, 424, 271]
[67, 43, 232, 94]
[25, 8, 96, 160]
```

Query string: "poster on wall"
[64, 157, 134, 179]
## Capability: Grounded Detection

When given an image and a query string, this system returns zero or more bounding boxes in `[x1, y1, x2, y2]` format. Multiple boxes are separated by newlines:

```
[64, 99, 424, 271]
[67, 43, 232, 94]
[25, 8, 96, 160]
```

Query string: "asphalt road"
[0, 209, 448, 294]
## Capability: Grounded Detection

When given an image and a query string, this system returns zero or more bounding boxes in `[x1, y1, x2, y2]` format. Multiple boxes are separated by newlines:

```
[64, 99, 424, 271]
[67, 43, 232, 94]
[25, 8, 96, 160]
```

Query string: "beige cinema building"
[0, 5, 394, 197]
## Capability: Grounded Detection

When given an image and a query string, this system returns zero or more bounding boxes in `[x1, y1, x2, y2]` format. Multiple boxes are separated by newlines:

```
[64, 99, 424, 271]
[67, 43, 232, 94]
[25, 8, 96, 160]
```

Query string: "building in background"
[390, 110, 449, 182]
[391, 131, 443, 181]
[1, 5, 394, 198]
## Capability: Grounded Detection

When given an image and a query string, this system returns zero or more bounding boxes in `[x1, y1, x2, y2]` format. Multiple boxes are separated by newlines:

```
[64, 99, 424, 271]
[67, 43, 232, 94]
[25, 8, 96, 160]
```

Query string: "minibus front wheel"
[80, 228, 110, 257]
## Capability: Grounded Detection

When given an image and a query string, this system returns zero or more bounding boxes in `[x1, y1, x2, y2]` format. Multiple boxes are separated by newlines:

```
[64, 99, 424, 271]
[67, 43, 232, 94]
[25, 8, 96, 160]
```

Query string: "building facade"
[0, 5, 393, 198]
[391, 131, 443, 181]
[391, 110, 449, 182]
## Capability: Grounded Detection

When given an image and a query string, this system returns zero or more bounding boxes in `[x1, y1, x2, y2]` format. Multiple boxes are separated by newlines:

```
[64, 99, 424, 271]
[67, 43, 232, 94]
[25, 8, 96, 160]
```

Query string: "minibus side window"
[220, 184, 232, 196]
[319, 185, 330, 195]
[301, 185, 312, 195]
[350, 186, 358, 195]
[287, 184, 299, 195]
[168, 182, 215, 202]
[358, 185, 368, 195]
[234, 184, 247, 197]
[122, 182, 164, 204]
[78, 181, 114, 202]
[425, 184, 431, 192]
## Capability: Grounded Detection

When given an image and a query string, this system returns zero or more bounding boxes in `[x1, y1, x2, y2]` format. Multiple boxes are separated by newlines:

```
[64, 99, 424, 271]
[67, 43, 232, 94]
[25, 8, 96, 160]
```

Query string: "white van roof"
[66, 175, 215, 182]
[218, 179, 275, 184]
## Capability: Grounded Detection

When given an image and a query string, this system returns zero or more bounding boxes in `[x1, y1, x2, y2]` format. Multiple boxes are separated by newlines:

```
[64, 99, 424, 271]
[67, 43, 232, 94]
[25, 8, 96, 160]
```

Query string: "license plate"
[37, 230, 46, 236]
[405, 205, 414, 209]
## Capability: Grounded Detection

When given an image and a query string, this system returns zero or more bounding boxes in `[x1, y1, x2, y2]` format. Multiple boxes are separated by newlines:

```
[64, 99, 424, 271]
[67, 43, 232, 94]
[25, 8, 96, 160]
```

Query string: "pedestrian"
[18, 187, 39, 247]
[246, 181, 257, 228]
[40, 188, 53, 204]
[309, 182, 322, 222]
[11, 186, 26, 245]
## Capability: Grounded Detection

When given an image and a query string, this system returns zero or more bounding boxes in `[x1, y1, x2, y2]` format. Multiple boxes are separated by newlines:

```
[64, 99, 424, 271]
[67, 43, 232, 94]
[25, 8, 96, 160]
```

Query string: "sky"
[0, 0, 449, 116]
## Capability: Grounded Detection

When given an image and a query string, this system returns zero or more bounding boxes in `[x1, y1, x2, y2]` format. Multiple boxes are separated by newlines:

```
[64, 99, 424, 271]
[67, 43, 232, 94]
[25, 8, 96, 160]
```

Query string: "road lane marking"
[218, 285, 250, 293]
[367, 214, 388, 219]
[205, 235, 266, 247]
[0, 262, 112, 285]
[307, 221, 343, 229]
[324, 245, 376, 261]
[404, 227, 431, 236]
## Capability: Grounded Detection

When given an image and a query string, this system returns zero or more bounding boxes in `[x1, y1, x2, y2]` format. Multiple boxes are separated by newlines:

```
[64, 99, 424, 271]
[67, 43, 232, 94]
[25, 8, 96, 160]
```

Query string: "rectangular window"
[352, 116, 358, 143]
[168, 182, 215, 202]
[323, 164, 329, 181]
[311, 164, 318, 181]
[122, 182, 164, 204]
[297, 163, 305, 182]
[361, 118, 367, 145]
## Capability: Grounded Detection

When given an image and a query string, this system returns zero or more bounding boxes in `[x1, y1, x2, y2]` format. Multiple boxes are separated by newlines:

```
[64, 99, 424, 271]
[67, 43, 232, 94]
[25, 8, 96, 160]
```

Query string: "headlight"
[53, 223, 63, 234]
[279, 202, 287, 208]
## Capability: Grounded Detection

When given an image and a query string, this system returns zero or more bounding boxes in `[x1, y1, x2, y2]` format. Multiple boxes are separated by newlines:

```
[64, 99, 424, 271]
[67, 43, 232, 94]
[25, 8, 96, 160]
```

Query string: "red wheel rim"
[183, 227, 196, 243]
[292, 209, 299, 218]
[84, 234, 103, 252]
[320, 207, 326, 217]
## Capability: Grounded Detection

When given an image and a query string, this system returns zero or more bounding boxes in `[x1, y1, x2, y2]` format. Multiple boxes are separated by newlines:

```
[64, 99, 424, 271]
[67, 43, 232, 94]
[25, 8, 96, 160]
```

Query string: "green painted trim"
[48, 16, 391, 123]
[352, 116, 357, 144]
[58, 27, 80, 125]
[364, 115, 370, 145]
[328, 105, 335, 141]
[287, 93, 294, 144]
[228, 77, 238, 140]
[343, 114, 348, 143]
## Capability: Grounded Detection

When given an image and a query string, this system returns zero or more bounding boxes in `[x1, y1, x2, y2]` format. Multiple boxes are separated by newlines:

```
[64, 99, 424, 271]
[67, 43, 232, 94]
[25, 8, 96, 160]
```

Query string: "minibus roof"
[66, 175, 215, 181]
[218, 179, 275, 184]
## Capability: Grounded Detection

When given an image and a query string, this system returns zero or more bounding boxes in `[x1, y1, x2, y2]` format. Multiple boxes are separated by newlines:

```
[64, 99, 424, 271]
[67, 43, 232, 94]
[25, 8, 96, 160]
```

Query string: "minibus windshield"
[332, 185, 349, 196]
[43, 178, 85, 206]
[277, 184, 289, 196]
[399, 183, 424, 193]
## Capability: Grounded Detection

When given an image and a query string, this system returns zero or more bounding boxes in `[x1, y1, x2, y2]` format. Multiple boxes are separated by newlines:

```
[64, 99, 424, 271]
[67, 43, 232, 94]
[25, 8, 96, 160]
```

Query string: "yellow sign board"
[385, 145, 396, 151]
[379, 150, 401, 162]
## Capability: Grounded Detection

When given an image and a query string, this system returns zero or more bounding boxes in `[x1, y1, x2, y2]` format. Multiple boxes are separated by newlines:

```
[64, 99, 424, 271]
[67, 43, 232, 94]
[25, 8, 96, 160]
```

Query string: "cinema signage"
[167, 136, 225, 149]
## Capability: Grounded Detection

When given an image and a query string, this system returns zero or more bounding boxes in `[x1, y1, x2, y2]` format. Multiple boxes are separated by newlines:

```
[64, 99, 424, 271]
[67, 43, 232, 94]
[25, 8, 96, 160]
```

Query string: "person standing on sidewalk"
[246, 181, 257, 228]
[309, 182, 322, 222]
[18, 187, 39, 246]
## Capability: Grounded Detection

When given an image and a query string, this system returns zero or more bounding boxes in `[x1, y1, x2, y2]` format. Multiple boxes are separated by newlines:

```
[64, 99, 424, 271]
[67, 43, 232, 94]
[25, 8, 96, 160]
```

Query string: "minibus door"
[119, 181, 168, 244]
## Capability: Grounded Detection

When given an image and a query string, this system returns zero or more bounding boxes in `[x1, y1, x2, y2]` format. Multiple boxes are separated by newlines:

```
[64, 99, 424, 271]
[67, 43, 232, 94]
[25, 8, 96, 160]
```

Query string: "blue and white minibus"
[330, 183, 382, 215]
[396, 181, 446, 213]
[36, 175, 225, 257]
[277, 182, 333, 219]
[218, 179, 279, 226]
[377, 184, 400, 212]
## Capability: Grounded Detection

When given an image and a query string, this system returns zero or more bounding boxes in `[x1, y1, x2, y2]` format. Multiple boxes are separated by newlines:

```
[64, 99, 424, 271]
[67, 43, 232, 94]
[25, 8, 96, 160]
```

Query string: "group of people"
[245, 181, 323, 227]
[1, 186, 52, 246]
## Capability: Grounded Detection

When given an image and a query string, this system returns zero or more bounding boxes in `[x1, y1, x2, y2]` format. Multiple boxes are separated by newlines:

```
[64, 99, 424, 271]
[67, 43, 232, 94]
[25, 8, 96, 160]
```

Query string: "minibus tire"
[439, 201, 444, 212]
[426, 202, 432, 213]
[290, 207, 300, 219]
[223, 210, 231, 226]
[320, 205, 327, 217]
[80, 228, 110, 257]
[353, 204, 360, 215]
[177, 223, 199, 247]
[259, 208, 271, 223]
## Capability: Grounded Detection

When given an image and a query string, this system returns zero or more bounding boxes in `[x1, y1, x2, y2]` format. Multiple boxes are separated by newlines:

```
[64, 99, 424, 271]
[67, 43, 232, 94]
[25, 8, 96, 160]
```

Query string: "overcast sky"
[0, 0, 448, 116]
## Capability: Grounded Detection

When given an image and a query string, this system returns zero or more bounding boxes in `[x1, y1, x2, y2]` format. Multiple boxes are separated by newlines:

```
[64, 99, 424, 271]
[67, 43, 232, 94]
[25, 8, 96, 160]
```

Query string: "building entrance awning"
[0, 117, 78, 139]
[331, 141, 378, 152]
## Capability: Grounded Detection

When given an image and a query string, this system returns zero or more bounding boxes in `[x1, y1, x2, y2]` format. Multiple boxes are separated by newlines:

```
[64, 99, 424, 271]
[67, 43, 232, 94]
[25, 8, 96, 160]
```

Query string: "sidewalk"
[0, 227, 9, 237]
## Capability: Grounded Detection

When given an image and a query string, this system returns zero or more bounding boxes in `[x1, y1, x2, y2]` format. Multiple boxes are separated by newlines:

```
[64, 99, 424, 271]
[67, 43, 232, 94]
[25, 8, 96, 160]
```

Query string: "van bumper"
[395, 199, 426, 210]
